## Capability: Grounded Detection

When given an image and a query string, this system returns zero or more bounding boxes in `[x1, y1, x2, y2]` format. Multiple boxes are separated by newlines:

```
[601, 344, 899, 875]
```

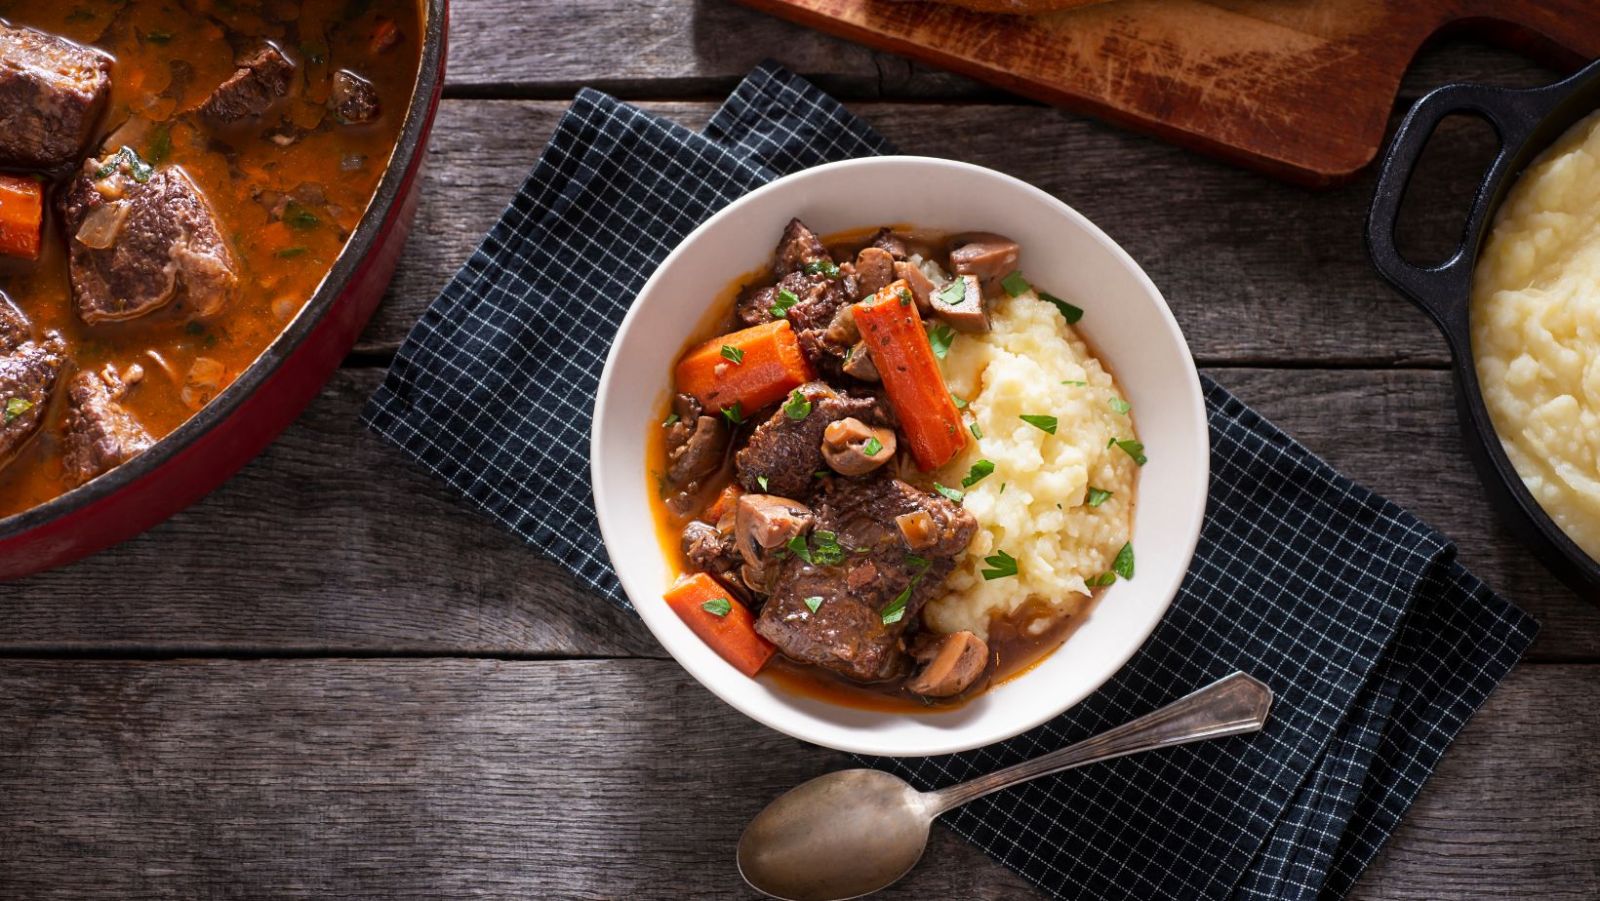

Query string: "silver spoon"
[738, 671, 1273, 901]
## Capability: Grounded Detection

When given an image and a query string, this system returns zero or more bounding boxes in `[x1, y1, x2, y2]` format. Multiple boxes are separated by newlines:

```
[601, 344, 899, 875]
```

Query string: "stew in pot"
[0, 0, 422, 517]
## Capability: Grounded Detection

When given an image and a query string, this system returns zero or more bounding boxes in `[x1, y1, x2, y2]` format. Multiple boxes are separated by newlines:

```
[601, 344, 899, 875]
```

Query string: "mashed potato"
[1471, 110, 1600, 561]
[921, 290, 1139, 639]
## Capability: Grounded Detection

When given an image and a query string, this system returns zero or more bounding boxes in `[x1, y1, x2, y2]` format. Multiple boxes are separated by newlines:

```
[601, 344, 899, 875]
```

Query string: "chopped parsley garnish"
[1113, 542, 1135, 580]
[275, 246, 309, 259]
[936, 279, 966, 306]
[1020, 414, 1058, 435]
[720, 344, 744, 365]
[1087, 487, 1113, 507]
[282, 201, 320, 230]
[961, 459, 995, 488]
[881, 583, 912, 625]
[1063, 379, 1087, 387]
[969, 421, 983, 439]
[757, 475, 769, 491]
[95, 146, 154, 184]
[802, 260, 841, 279]
[863, 436, 883, 457]
[950, 393, 968, 410]
[804, 596, 824, 613]
[1109, 397, 1131, 415]
[897, 287, 914, 307]
[145, 125, 172, 164]
[927, 322, 955, 360]
[661, 412, 680, 427]
[906, 554, 930, 570]
[1085, 572, 1117, 588]
[981, 549, 1019, 580]
[700, 598, 732, 617]
[1000, 270, 1031, 297]
[770, 288, 799, 318]
[933, 482, 964, 504]
[785, 534, 812, 563]
[783, 388, 811, 421]
[1113, 438, 1147, 465]
[721, 402, 744, 426]
[811, 530, 845, 565]
[1042, 291, 1084, 324]
[4, 397, 33, 423]
[146, 29, 173, 44]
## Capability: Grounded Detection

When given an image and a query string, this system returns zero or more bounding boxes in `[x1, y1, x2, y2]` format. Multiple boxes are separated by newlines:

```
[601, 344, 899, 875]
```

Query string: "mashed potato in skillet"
[923, 289, 1139, 639]
[1471, 110, 1600, 561]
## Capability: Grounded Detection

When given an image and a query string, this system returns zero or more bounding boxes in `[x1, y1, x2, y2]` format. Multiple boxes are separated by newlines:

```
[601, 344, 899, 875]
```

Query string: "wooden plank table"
[3, 2, 1597, 897]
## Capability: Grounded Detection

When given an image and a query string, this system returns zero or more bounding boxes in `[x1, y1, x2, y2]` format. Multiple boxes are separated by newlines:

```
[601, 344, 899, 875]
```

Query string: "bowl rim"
[592, 155, 1209, 755]
[0, 0, 449, 539]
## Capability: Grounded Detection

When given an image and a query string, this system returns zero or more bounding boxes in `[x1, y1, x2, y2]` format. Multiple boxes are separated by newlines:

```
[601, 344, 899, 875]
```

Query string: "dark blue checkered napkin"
[364, 63, 1537, 900]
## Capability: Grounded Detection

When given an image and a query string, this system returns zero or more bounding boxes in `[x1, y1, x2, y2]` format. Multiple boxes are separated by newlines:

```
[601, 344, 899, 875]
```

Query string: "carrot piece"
[664, 572, 775, 678]
[674, 319, 813, 417]
[0, 175, 43, 260]
[703, 484, 743, 525]
[853, 279, 967, 470]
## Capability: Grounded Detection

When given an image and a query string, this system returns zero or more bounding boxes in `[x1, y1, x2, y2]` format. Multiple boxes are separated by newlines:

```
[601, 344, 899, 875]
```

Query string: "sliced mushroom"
[734, 494, 814, 571]
[895, 509, 938, 551]
[824, 303, 859, 347]
[821, 416, 896, 476]
[842, 341, 879, 382]
[665, 393, 729, 485]
[906, 630, 990, 698]
[853, 246, 896, 299]
[949, 232, 1020, 285]
[932, 274, 990, 333]
[893, 260, 935, 312]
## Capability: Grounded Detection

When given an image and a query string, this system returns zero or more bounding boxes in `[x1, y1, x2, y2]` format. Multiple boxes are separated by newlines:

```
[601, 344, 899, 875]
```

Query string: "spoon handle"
[928, 671, 1273, 815]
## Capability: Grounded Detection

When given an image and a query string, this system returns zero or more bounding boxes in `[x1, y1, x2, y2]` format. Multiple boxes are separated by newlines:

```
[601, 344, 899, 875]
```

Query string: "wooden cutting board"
[733, 0, 1600, 186]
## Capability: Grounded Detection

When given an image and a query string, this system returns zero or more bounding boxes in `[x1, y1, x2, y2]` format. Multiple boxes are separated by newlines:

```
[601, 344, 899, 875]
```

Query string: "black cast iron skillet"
[1367, 57, 1600, 599]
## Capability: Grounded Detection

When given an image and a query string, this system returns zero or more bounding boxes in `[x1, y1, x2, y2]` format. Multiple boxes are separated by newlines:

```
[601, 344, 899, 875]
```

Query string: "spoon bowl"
[737, 769, 931, 901]
[738, 672, 1272, 900]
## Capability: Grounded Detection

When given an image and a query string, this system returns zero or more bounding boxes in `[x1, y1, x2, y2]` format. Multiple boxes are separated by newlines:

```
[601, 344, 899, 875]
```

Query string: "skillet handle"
[1365, 82, 1551, 340]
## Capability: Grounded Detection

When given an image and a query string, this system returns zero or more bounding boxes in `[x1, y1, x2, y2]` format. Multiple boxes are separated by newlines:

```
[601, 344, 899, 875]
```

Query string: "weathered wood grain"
[731, 0, 1598, 185]
[362, 97, 1520, 367]
[441, 0, 1557, 102]
[0, 367, 1590, 657]
[0, 659, 1591, 900]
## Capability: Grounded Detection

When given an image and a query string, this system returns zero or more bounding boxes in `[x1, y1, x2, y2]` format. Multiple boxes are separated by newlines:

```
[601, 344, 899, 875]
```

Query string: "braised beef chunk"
[735, 381, 888, 498]
[61, 151, 239, 324]
[329, 69, 380, 124]
[869, 228, 909, 261]
[0, 296, 27, 349]
[773, 218, 831, 277]
[682, 521, 747, 598]
[0, 23, 112, 168]
[755, 475, 978, 683]
[734, 284, 775, 327]
[199, 44, 295, 124]
[62, 363, 153, 483]
[0, 300, 64, 466]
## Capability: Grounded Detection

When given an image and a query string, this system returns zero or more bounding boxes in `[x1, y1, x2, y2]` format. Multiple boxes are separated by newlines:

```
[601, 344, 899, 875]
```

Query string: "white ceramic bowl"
[592, 157, 1208, 756]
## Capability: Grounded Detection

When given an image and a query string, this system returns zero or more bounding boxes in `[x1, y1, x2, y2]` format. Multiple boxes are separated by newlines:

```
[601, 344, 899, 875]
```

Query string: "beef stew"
[649, 220, 1139, 710]
[0, 0, 422, 517]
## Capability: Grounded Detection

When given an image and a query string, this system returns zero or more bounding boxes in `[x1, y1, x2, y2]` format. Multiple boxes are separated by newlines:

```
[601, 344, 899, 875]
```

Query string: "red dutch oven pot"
[0, 0, 449, 579]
